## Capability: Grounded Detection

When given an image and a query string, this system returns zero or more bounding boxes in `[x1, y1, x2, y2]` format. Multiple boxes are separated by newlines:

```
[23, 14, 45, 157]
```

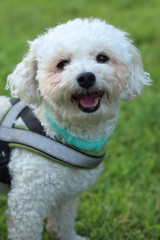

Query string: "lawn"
[0, 0, 159, 239]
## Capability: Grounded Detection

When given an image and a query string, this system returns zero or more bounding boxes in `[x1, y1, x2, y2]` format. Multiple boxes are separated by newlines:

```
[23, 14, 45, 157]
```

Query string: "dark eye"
[57, 59, 70, 70]
[96, 54, 109, 64]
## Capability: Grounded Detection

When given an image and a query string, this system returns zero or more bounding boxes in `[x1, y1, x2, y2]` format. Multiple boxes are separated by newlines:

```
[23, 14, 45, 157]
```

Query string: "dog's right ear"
[6, 41, 41, 106]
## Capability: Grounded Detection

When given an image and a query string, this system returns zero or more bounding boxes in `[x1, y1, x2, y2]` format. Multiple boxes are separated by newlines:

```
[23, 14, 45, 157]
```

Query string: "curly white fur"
[1, 18, 151, 240]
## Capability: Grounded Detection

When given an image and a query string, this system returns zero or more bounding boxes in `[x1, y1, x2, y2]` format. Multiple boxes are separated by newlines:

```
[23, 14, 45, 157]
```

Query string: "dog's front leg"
[7, 187, 48, 240]
[47, 196, 88, 240]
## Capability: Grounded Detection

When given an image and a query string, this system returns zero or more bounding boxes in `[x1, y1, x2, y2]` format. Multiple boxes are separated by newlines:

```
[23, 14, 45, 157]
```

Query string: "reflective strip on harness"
[0, 100, 105, 169]
[0, 126, 105, 169]
[1, 101, 26, 128]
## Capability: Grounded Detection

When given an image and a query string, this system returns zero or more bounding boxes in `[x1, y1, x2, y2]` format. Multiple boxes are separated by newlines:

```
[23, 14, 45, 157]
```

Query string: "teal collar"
[45, 108, 109, 153]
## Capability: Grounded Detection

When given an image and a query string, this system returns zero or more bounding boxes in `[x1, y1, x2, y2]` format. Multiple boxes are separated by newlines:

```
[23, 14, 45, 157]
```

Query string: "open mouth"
[71, 91, 104, 113]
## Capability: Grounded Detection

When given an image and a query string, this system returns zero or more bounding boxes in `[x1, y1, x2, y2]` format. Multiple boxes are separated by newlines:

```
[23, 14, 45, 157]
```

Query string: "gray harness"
[0, 100, 106, 184]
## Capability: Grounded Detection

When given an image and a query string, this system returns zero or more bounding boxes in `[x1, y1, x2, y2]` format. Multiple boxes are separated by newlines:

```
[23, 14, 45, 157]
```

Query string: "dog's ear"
[6, 41, 41, 106]
[120, 43, 151, 100]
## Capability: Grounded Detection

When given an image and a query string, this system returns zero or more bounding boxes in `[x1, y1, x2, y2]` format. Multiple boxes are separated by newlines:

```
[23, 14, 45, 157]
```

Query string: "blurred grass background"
[0, 0, 159, 239]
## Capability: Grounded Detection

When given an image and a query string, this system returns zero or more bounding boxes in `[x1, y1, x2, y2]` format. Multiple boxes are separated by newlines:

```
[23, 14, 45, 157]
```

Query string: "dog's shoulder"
[0, 96, 11, 121]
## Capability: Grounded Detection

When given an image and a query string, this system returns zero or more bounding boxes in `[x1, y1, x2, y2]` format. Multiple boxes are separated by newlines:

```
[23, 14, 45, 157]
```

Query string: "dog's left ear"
[6, 40, 41, 106]
[120, 43, 151, 100]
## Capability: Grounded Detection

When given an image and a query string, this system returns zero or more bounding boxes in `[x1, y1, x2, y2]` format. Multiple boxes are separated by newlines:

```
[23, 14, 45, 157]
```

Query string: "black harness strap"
[20, 107, 45, 135]
[0, 99, 19, 185]
[0, 141, 11, 185]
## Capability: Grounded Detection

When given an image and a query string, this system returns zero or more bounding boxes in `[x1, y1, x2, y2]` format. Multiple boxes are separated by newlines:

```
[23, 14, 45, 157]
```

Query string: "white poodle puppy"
[0, 18, 150, 240]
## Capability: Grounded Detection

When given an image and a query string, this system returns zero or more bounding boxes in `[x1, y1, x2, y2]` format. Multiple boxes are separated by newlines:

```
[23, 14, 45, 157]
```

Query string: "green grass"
[0, 0, 159, 239]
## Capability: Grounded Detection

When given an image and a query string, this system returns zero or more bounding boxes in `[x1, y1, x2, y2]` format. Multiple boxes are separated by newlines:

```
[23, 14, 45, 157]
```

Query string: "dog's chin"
[71, 91, 104, 113]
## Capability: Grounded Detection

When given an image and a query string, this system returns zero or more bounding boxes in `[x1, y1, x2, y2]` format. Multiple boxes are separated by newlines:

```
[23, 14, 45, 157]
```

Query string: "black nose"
[77, 72, 96, 89]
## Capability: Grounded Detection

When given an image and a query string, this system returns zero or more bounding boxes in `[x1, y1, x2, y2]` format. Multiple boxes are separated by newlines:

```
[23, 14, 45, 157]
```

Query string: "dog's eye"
[57, 59, 70, 70]
[96, 54, 109, 64]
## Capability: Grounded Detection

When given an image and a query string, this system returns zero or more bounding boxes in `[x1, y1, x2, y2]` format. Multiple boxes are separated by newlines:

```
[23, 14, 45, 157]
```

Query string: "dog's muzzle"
[71, 72, 104, 113]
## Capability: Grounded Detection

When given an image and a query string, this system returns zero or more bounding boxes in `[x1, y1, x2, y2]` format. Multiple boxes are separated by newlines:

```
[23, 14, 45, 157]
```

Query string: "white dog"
[0, 18, 150, 240]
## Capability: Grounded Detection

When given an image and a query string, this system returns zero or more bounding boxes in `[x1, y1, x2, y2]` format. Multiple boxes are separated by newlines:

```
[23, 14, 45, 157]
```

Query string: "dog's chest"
[9, 149, 103, 201]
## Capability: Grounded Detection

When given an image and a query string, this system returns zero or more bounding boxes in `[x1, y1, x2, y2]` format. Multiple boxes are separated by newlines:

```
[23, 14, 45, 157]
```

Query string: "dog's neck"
[44, 107, 110, 152]
[34, 102, 119, 152]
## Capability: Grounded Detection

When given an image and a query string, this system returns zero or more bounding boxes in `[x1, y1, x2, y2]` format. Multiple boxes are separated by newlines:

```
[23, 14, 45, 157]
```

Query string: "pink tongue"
[78, 92, 99, 108]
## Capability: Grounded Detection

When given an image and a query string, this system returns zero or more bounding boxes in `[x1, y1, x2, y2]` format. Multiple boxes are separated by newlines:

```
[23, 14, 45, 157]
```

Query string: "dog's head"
[7, 18, 151, 123]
